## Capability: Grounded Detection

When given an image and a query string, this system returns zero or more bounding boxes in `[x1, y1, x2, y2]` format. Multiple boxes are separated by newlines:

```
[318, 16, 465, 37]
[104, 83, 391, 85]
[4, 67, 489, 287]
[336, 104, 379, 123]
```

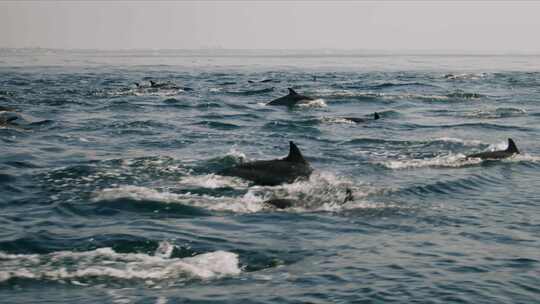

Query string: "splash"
[180, 174, 249, 189]
[93, 185, 266, 213]
[320, 117, 357, 125]
[91, 171, 379, 213]
[298, 98, 327, 108]
[0, 242, 240, 284]
[380, 153, 482, 169]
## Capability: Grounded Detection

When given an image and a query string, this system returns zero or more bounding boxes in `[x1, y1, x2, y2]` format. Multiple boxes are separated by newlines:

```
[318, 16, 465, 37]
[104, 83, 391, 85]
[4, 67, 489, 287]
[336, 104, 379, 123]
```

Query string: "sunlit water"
[1, 49, 540, 303]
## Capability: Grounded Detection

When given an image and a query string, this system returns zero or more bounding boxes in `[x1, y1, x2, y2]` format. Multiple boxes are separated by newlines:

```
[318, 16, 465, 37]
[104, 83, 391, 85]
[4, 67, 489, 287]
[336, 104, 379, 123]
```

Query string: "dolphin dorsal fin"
[344, 188, 354, 203]
[506, 138, 519, 154]
[288, 88, 298, 95]
[284, 141, 307, 163]
[374, 112, 380, 120]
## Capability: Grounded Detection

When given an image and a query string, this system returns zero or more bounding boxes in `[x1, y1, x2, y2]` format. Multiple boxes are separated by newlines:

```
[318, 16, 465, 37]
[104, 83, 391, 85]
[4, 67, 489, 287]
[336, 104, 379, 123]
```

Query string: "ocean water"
[1, 49, 539, 303]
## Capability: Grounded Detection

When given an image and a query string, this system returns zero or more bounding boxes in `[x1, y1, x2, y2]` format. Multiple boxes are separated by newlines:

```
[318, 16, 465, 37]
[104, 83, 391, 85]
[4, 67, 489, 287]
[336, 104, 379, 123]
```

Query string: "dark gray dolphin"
[466, 138, 519, 160]
[264, 188, 354, 209]
[136, 80, 192, 91]
[267, 88, 315, 106]
[0, 111, 52, 128]
[218, 141, 313, 186]
[149, 80, 167, 88]
[342, 112, 380, 123]
[0, 111, 22, 125]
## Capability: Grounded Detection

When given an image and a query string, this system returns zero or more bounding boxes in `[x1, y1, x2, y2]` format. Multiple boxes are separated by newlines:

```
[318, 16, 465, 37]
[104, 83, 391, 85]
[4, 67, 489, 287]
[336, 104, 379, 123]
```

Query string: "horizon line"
[2, 47, 540, 55]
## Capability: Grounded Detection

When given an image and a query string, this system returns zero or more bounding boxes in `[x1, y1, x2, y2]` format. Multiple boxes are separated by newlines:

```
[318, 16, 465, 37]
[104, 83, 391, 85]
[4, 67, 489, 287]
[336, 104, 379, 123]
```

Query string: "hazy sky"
[2, 1, 540, 52]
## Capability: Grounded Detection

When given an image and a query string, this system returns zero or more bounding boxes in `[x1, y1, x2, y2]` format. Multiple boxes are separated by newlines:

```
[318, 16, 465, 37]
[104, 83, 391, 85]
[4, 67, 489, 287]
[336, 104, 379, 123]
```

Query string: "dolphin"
[218, 141, 313, 186]
[264, 188, 354, 209]
[466, 138, 520, 160]
[0, 115, 18, 126]
[0, 111, 22, 125]
[342, 112, 380, 123]
[149, 80, 166, 88]
[267, 88, 315, 106]
[135, 80, 192, 91]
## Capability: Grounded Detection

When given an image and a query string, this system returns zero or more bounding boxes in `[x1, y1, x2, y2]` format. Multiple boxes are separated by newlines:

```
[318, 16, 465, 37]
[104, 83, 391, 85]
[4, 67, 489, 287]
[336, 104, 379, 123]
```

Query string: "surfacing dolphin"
[342, 112, 380, 123]
[218, 141, 313, 186]
[0, 111, 22, 126]
[264, 188, 354, 209]
[135, 80, 193, 91]
[267, 88, 315, 106]
[466, 138, 520, 160]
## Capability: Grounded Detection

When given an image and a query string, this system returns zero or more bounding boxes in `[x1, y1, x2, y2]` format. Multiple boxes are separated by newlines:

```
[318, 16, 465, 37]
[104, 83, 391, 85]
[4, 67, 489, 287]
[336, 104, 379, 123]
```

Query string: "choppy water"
[1, 49, 540, 303]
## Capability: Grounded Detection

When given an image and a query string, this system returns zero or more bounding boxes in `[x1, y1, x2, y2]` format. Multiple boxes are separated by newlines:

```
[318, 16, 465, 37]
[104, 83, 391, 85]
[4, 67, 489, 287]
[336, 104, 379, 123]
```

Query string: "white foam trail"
[313, 89, 449, 101]
[93, 186, 182, 203]
[256, 172, 377, 212]
[298, 98, 327, 108]
[380, 153, 482, 169]
[445, 72, 488, 80]
[0, 246, 240, 284]
[434, 137, 483, 146]
[92, 185, 266, 213]
[133, 89, 182, 97]
[91, 170, 377, 213]
[465, 107, 526, 119]
[180, 174, 249, 189]
[320, 117, 357, 124]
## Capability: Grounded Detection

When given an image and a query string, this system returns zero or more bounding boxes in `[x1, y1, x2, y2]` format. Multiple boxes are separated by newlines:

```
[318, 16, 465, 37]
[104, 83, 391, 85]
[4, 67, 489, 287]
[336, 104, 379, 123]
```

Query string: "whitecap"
[180, 174, 249, 189]
[379, 153, 482, 169]
[0, 246, 240, 284]
[297, 98, 327, 108]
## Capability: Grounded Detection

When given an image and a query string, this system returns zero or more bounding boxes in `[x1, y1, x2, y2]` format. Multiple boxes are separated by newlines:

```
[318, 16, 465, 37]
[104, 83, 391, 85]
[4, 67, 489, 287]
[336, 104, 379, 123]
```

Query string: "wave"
[465, 107, 527, 119]
[194, 121, 242, 130]
[92, 86, 186, 98]
[443, 72, 490, 80]
[226, 87, 274, 96]
[320, 110, 398, 125]
[108, 120, 174, 130]
[410, 122, 532, 132]
[313, 89, 457, 103]
[369, 82, 439, 89]
[395, 175, 501, 198]
[446, 91, 484, 99]
[344, 137, 481, 148]
[0, 241, 240, 285]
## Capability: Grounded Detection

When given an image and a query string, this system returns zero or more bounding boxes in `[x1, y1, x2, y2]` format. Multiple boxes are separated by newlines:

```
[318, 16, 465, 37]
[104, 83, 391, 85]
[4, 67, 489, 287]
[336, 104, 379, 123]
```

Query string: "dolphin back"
[218, 141, 312, 186]
[466, 138, 520, 160]
[267, 88, 314, 106]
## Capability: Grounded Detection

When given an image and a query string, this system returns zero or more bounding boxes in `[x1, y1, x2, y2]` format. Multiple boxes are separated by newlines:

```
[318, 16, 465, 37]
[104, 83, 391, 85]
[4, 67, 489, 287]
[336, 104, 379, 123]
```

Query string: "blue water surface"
[1, 49, 539, 304]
